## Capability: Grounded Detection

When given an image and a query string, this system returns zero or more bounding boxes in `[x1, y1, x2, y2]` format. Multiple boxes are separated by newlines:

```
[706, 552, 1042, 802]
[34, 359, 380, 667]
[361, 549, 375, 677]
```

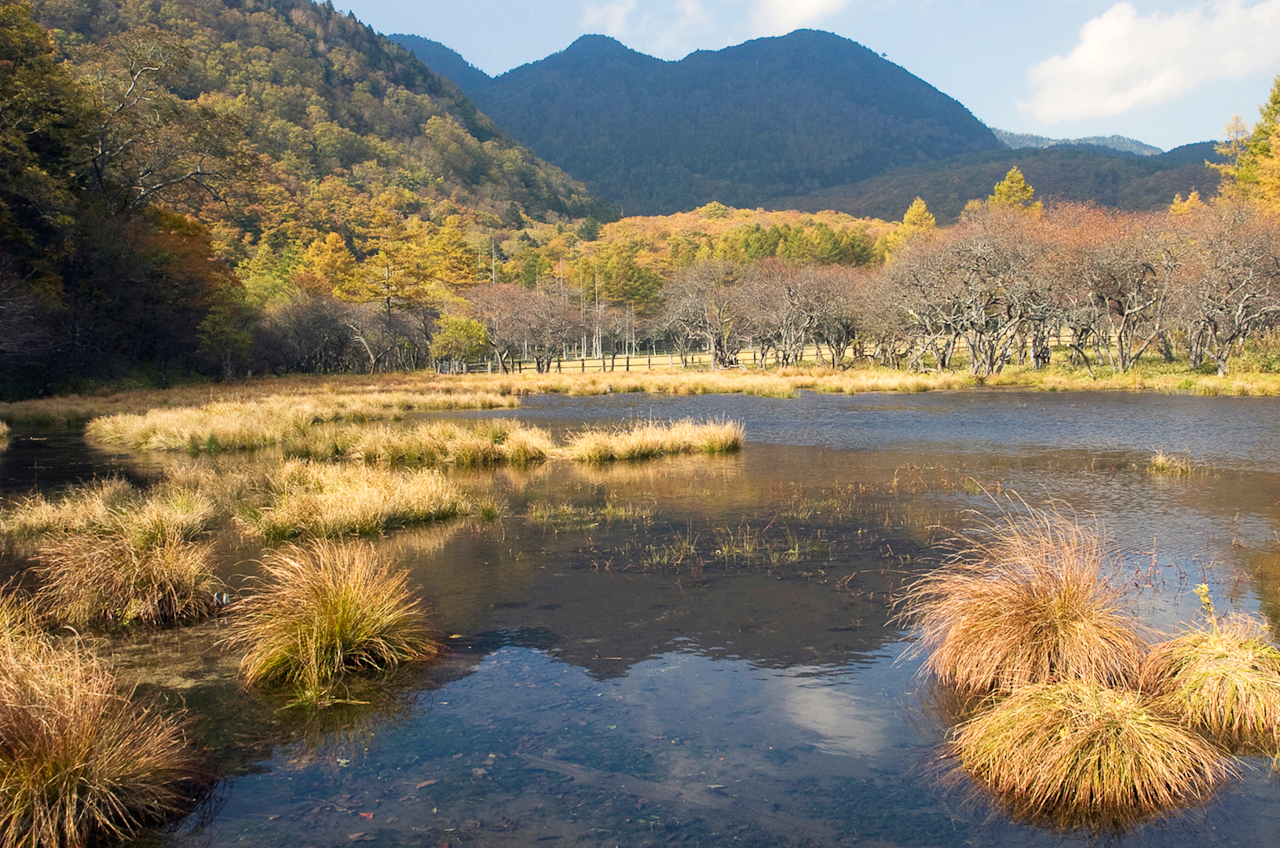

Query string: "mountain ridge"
[407, 29, 1002, 215]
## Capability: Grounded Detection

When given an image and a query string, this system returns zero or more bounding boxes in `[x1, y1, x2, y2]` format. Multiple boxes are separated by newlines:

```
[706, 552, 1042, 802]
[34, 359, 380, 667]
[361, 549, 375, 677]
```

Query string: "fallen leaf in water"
[415, 780, 437, 789]
[359, 812, 374, 820]
[472, 768, 488, 778]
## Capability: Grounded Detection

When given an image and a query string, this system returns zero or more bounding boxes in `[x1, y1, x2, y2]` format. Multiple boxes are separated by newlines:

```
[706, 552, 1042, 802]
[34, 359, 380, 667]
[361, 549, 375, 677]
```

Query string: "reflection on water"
[5, 390, 1280, 846]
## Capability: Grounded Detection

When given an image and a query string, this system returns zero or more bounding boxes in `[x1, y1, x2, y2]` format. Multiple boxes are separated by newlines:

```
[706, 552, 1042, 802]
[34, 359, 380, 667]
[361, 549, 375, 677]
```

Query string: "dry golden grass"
[84, 391, 517, 453]
[0, 595, 206, 848]
[0, 421, 8, 442]
[902, 506, 1146, 695]
[223, 541, 439, 705]
[1141, 613, 1280, 752]
[565, 419, 745, 462]
[244, 460, 469, 541]
[952, 678, 1233, 830]
[0, 479, 214, 548]
[32, 536, 221, 629]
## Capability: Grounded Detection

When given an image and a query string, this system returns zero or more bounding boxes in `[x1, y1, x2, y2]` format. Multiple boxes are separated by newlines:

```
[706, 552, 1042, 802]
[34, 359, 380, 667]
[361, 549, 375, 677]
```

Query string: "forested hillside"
[425, 30, 1002, 215]
[772, 144, 1223, 222]
[1, 0, 600, 396]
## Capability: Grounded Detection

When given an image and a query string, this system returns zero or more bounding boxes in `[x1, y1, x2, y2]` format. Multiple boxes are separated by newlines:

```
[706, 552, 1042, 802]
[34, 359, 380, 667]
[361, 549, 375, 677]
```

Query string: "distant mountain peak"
[461, 28, 1000, 214]
[991, 128, 1163, 157]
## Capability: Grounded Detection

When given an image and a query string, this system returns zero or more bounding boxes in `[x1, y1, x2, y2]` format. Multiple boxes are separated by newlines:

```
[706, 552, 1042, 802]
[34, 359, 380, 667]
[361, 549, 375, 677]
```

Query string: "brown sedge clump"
[0, 595, 208, 848]
[224, 541, 440, 706]
[902, 505, 1146, 696]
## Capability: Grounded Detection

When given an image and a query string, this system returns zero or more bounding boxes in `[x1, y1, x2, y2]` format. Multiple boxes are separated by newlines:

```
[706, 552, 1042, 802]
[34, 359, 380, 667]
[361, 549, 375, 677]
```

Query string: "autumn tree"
[879, 197, 936, 262]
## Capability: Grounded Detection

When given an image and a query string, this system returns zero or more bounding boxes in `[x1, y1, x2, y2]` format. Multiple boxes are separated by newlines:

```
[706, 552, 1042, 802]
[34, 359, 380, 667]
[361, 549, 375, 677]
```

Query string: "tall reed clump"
[1141, 588, 1280, 752]
[952, 678, 1232, 829]
[223, 541, 439, 705]
[246, 460, 469, 541]
[902, 508, 1146, 696]
[0, 596, 207, 848]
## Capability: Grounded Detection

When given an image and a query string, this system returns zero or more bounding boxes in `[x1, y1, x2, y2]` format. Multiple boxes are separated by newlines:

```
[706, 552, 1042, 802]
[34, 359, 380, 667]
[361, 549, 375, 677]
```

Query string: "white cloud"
[749, 0, 856, 35]
[582, 0, 640, 37]
[1024, 1, 1280, 124]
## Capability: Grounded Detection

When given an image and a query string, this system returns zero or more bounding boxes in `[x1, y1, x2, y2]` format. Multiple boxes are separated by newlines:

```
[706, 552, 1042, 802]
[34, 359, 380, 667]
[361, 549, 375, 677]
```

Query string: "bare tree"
[1174, 201, 1280, 375]
[659, 261, 751, 368]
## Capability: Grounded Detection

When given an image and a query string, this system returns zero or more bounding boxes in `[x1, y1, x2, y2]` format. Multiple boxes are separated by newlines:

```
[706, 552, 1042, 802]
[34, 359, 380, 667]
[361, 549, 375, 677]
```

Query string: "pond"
[5, 388, 1280, 847]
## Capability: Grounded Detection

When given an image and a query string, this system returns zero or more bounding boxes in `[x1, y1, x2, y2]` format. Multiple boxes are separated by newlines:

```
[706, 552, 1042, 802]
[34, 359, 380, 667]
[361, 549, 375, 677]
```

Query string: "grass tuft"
[902, 506, 1146, 695]
[952, 679, 1233, 830]
[224, 541, 439, 705]
[32, 536, 220, 629]
[1141, 612, 1280, 752]
[246, 460, 469, 541]
[0, 595, 207, 848]
[566, 418, 744, 463]
[1146, 450, 1193, 475]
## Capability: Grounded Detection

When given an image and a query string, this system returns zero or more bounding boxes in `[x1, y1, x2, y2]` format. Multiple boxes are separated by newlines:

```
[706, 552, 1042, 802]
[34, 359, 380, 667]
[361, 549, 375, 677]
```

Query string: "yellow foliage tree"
[880, 197, 937, 262]
[987, 167, 1043, 213]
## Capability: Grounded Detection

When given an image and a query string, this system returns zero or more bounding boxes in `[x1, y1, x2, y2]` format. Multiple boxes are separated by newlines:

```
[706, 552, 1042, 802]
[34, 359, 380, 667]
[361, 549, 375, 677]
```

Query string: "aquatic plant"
[952, 678, 1233, 830]
[245, 460, 469, 541]
[84, 392, 518, 453]
[1146, 450, 1194, 475]
[225, 541, 439, 704]
[0, 596, 206, 848]
[901, 506, 1146, 695]
[1141, 604, 1280, 752]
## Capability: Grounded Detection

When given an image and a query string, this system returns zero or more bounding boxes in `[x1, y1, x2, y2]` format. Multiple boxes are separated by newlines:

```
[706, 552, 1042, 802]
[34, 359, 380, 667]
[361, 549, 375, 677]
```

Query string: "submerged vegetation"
[0, 597, 206, 848]
[225, 541, 439, 705]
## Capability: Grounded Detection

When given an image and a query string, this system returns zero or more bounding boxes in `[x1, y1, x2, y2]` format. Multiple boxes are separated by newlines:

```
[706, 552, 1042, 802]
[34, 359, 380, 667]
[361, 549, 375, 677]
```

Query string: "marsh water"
[6, 389, 1280, 847]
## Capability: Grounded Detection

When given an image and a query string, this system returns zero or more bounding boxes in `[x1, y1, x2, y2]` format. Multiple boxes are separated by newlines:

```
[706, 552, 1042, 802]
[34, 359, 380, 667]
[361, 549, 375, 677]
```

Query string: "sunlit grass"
[952, 678, 1233, 830]
[0, 421, 8, 442]
[1147, 450, 1194, 476]
[244, 460, 469, 541]
[84, 392, 518, 453]
[1142, 613, 1280, 752]
[1, 478, 215, 548]
[0, 595, 207, 848]
[565, 419, 744, 462]
[224, 541, 439, 705]
[33, 536, 220, 629]
[902, 506, 1146, 695]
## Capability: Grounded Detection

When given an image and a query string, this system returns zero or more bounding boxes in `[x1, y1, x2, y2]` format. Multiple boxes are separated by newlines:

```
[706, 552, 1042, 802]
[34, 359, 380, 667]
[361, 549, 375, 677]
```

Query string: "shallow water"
[6, 388, 1280, 847]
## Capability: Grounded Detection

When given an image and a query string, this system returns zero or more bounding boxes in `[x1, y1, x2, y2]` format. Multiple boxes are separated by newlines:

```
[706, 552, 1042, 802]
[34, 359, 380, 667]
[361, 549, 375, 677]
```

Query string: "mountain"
[30, 0, 597, 252]
[430, 30, 1002, 215]
[390, 34, 494, 94]
[992, 128, 1163, 157]
[769, 144, 1224, 222]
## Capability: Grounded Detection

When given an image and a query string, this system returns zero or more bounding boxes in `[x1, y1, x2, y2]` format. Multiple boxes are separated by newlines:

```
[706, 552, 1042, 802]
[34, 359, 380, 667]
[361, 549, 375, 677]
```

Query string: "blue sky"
[339, 0, 1280, 151]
